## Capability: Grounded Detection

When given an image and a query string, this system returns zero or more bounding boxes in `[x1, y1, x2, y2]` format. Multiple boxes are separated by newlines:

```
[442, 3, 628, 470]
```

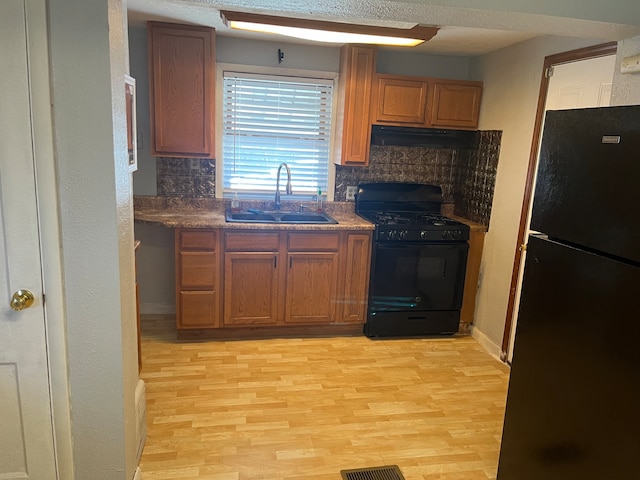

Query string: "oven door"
[369, 242, 469, 313]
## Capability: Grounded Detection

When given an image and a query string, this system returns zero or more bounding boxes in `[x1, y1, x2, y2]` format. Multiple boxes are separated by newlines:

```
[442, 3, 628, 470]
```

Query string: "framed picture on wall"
[125, 74, 137, 172]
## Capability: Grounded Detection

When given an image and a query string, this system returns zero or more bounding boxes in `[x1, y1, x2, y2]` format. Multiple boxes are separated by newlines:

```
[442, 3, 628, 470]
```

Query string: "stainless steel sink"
[225, 210, 338, 224]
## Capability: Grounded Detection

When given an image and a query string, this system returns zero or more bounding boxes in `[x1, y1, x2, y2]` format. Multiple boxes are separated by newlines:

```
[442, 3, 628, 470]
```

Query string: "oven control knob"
[420, 230, 428, 240]
[398, 230, 407, 240]
[441, 230, 449, 240]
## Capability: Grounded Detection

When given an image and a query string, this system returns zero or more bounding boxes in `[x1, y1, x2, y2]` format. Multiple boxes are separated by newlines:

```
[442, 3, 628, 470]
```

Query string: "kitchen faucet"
[274, 163, 292, 210]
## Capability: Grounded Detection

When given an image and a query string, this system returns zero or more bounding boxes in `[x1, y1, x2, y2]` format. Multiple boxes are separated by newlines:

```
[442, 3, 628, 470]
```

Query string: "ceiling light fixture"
[220, 11, 439, 47]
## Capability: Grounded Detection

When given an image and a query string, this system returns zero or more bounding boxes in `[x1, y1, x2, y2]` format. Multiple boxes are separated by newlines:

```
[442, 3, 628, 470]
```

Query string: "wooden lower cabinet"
[176, 228, 372, 335]
[340, 233, 372, 323]
[284, 232, 340, 325]
[175, 229, 220, 329]
[223, 252, 280, 326]
[179, 290, 217, 327]
[460, 226, 487, 328]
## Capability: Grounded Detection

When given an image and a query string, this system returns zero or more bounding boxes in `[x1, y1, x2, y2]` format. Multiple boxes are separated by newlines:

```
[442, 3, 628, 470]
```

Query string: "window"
[222, 72, 334, 198]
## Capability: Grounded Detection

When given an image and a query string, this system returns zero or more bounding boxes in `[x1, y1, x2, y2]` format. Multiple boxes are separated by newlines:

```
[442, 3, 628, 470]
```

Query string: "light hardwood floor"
[139, 315, 510, 480]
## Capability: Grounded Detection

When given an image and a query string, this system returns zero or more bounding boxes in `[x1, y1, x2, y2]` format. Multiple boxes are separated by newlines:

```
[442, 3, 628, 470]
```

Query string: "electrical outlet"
[621, 54, 640, 74]
[189, 159, 200, 172]
[346, 186, 357, 201]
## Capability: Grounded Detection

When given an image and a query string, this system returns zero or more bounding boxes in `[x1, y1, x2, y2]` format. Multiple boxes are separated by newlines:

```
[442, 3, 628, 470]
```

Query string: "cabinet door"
[460, 228, 485, 326]
[334, 45, 376, 166]
[148, 22, 215, 158]
[373, 75, 429, 126]
[429, 81, 482, 129]
[284, 252, 339, 324]
[179, 291, 218, 328]
[224, 252, 280, 325]
[340, 233, 372, 323]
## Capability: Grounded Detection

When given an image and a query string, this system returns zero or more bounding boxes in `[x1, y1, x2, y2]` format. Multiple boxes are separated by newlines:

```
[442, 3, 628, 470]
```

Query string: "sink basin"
[228, 212, 277, 222]
[279, 213, 331, 222]
[225, 210, 338, 224]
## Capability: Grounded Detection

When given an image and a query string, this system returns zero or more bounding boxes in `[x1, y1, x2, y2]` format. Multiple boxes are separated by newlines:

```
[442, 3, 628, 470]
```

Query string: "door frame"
[500, 41, 618, 360]
[27, 0, 74, 476]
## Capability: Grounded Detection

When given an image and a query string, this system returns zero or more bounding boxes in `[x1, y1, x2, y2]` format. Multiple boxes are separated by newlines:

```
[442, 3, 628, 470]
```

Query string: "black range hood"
[371, 125, 475, 148]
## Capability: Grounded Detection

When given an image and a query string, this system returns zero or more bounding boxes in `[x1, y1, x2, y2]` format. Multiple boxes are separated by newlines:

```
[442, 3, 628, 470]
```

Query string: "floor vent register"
[340, 465, 406, 480]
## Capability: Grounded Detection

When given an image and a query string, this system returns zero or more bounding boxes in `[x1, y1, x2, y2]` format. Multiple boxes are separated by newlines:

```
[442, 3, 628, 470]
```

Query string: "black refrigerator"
[497, 105, 640, 479]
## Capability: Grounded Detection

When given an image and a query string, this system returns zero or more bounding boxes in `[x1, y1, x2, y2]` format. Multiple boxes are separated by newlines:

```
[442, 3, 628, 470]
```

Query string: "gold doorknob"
[10, 289, 35, 311]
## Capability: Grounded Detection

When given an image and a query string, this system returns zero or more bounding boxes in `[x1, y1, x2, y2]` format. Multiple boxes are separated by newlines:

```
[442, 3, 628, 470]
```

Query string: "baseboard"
[135, 379, 147, 463]
[139, 303, 175, 315]
[471, 325, 504, 363]
[133, 466, 143, 480]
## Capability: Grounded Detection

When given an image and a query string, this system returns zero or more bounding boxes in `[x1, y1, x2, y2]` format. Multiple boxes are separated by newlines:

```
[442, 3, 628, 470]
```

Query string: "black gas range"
[355, 183, 470, 337]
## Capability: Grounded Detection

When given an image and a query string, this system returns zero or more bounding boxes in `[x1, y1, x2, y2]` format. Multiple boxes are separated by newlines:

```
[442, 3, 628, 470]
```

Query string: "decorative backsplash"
[157, 158, 216, 197]
[154, 130, 501, 227]
[454, 131, 502, 226]
[335, 146, 459, 202]
[336, 130, 501, 226]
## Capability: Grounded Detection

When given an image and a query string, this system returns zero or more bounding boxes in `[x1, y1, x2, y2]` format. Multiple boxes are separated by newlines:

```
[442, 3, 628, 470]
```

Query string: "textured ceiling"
[127, 0, 640, 56]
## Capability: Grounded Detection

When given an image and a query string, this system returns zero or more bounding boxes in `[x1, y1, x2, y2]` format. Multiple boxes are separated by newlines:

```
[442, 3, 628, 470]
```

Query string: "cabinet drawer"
[225, 231, 280, 251]
[179, 229, 216, 250]
[179, 252, 216, 289]
[179, 291, 217, 328]
[288, 232, 340, 252]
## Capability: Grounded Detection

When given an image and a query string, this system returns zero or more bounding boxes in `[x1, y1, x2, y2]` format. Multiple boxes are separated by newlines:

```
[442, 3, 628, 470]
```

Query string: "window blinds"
[222, 73, 333, 197]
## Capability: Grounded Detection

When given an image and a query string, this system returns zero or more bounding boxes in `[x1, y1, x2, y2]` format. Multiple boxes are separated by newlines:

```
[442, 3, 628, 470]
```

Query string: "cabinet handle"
[274, 256, 277, 268]
[289, 257, 292, 268]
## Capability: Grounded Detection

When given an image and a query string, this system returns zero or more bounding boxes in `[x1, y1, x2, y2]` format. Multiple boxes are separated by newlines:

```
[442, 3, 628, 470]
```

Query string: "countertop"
[133, 196, 487, 233]
[133, 196, 374, 231]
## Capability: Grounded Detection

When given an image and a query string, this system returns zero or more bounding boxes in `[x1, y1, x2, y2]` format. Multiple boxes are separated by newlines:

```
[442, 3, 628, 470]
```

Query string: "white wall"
[611, 35, 640, 105]
[468, 35, 604, 356]
[377, 49, 471, 79]
[48, 0, 138, 478]
[129, 26, 156, 195]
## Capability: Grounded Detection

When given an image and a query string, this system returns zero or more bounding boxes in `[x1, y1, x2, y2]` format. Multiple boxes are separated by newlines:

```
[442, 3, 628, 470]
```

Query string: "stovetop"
[364, 211, 461, 227]
[354, 182, 470, 242]
[358, 210, 470, 242]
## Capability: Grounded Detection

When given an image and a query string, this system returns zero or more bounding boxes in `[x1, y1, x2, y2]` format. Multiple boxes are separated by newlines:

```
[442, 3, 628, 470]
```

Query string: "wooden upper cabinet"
[371, 74, 483, 130]
[372, 75, 429, 126]
[429, 80, 482, 129]
[148, 22, 215, 158]
[334, 45, 376, 166]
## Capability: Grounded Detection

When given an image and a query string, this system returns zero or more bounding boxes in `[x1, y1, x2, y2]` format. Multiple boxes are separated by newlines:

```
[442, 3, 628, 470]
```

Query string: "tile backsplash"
[154, 130, 501, 227]
[335, 146, 459, 202]
[336, 130, 501, 226]
[157, 157, 216, 197]
[454, 130, 502, 226]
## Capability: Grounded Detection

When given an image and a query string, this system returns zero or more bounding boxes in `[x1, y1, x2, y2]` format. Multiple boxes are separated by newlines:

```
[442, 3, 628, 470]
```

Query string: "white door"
[507, 54, 616, 362]
[0, 0, 58, 477]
